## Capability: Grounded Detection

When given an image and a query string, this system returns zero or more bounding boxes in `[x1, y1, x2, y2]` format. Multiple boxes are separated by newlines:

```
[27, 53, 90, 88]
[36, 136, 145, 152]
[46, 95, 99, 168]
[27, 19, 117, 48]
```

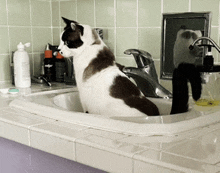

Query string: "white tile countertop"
[1, 83, 220, 173]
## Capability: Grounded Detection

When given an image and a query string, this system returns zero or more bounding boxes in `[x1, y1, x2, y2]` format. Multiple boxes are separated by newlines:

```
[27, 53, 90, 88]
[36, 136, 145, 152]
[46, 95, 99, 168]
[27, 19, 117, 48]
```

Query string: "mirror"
[160, 12, 211, 80]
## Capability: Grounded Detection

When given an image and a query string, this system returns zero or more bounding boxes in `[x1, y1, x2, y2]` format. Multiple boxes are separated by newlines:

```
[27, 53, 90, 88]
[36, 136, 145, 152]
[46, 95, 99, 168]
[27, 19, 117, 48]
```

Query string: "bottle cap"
[56, 52, 64, 59]
[45, 50, 52, 58]
[17, 42, 30, 50]
[46, 44, 50, 51]
[17, 42, 24, 50]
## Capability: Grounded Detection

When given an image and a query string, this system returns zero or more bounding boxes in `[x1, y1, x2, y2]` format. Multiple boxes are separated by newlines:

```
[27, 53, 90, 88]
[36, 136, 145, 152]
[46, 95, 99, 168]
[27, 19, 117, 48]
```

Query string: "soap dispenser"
[13, 42, 31, 88]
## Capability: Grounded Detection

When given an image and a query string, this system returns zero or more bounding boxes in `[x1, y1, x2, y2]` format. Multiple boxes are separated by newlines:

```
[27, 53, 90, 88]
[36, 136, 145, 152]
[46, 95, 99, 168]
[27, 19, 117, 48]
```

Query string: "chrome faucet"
[31, 76, 52, 87]
[189, 37, 220, 73]
[122, 49, 172, 98]
[189, 37, 220, 53]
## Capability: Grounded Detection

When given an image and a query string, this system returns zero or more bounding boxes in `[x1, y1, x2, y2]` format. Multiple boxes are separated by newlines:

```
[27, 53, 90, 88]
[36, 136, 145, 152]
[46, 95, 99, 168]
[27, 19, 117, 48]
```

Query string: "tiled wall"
[1, 0, 220, 89]
[0, 0, 53, 83]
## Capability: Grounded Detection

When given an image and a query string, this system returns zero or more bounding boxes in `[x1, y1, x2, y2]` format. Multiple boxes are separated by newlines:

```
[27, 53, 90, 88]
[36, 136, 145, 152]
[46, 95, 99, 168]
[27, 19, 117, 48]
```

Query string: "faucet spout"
[124, 49, 153, 65]
[122, 67, 172, 98]
[189, 37, 220, 53]
[124, 49, 159, 83]
[123, 49, 172, 98]
[189, 37, 220, 73]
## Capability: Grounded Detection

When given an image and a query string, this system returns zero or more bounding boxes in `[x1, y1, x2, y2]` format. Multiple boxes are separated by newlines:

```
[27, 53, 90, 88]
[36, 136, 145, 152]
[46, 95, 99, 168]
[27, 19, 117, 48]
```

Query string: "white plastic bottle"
[13, 42, 31, 88]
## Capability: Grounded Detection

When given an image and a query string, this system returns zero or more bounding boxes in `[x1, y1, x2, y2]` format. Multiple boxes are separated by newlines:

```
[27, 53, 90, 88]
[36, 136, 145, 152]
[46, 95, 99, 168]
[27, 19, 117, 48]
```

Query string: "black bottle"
[44, 49, 55, 82]
[55, 52, 65, 82]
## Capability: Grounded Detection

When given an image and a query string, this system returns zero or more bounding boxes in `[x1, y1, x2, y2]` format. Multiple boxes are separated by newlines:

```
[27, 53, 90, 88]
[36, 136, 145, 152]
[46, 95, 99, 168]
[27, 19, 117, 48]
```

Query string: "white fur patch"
[173, 29, 202, 67]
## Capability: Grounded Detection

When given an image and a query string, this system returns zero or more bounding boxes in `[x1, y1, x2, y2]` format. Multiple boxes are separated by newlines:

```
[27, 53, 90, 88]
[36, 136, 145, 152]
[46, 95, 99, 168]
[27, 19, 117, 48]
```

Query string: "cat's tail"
[170, 63, 202, 114]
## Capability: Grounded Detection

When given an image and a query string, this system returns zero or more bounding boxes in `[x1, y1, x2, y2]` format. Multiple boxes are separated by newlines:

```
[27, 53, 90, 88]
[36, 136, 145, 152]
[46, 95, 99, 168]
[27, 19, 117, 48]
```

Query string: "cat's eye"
[64, 41, 70, 46]
[64, 40, 75, 48]
[63, 39, 83, 48]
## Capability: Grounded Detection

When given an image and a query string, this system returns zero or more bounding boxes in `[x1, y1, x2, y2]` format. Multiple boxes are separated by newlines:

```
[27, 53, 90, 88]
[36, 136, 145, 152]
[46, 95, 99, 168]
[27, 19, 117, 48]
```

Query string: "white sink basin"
[53, 92, 173, 115]
[53, 91, 83, 112]
[9, 88, 220, 136]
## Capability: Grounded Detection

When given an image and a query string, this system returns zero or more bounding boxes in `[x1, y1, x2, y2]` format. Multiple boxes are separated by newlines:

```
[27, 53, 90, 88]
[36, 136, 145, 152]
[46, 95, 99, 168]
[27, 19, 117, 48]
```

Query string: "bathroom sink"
[53, 92, 173, 115]
[9, 87, 220, 136]
[53, 91, 83, 112]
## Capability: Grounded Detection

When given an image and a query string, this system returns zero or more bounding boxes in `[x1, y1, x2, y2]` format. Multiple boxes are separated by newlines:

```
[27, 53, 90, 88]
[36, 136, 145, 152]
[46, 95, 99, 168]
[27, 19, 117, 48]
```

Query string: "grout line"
[28, 129, 31, 146]
[136, 0, 138, 28]
[29, 0, 35, 75]
[218, 1, 220, 62]
[114, 0, 117, 56]
[28, 122, 50, 146]
[137, 0, 139, 49]
[5, 0, 9, 26]
[29, 0, 33, 46]
[5, 25, 52, 28]
[58, 0, 62, 35]
[188, 0, 191, 12]
[75, 0, 78, 21]
[5, 0, 10, 55]
[0, 52, 46, 56]
[212, 25, 220, 28]
[1, 25, 161, 29]
[161, 0, 164, 14]
[73, 141, 76, 161]
[0, 53, 10, 56]
[138, 26, 161, 29]
[50, 0, 53, 45]
[94, 0, 96, 27]
[58, 0, 61, 26]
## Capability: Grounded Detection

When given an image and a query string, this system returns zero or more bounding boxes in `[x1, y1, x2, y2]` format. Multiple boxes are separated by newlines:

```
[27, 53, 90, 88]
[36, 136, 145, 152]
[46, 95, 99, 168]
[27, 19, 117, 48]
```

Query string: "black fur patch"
[83, 47, 115, 81]
[170, 63, 202, 114]
[116, 63, 125, 72]
[62, 17, 84, 35]
[181, 31, 198, 40]
[62, 27, 83, 49]
[110, 76, 159, 116]
[61, 17, 84, 49]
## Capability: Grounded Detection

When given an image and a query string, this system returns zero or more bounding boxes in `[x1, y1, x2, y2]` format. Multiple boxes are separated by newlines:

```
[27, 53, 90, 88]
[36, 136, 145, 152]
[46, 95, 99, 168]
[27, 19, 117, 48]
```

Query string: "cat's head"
[58, 17, 100, 57]
[173, 28, 203, 67]
[180, 29, 203, 58]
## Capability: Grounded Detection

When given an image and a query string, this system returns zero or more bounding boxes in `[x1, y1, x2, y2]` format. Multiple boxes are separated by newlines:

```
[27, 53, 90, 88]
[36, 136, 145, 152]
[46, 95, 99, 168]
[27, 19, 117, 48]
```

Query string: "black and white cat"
[58, 17, 202, 116]
[173, 27, 203, 68]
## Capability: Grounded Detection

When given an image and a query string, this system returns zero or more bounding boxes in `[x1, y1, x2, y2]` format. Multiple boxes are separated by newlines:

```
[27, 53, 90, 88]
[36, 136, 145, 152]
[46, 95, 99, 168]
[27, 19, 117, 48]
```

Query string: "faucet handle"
[124, 49, 153, 68]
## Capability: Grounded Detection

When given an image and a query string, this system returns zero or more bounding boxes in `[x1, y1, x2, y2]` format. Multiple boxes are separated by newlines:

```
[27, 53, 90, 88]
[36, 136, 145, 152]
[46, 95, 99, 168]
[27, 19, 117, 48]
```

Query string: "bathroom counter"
[1, 83, 220, 173]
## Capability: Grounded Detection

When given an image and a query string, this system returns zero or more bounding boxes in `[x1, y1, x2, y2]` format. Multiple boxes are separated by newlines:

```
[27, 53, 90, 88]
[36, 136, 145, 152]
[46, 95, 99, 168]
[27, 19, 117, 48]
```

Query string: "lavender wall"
[0, 137, 106, 173]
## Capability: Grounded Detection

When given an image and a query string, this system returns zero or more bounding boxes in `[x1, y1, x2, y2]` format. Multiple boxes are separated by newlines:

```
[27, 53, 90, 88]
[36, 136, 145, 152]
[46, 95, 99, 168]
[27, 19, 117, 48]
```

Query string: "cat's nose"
[58, 45, 62, 50]
[57, 46, 63, 54]
[55, 48, 61, 52]
[57, 47, 62, 54]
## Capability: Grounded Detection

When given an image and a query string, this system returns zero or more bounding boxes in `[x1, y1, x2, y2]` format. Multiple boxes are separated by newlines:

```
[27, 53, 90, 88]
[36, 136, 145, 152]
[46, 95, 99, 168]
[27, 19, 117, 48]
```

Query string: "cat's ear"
[61, 17, 84, 35]
[70, 22, 83, 35]
[62, 17, 78, 25]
